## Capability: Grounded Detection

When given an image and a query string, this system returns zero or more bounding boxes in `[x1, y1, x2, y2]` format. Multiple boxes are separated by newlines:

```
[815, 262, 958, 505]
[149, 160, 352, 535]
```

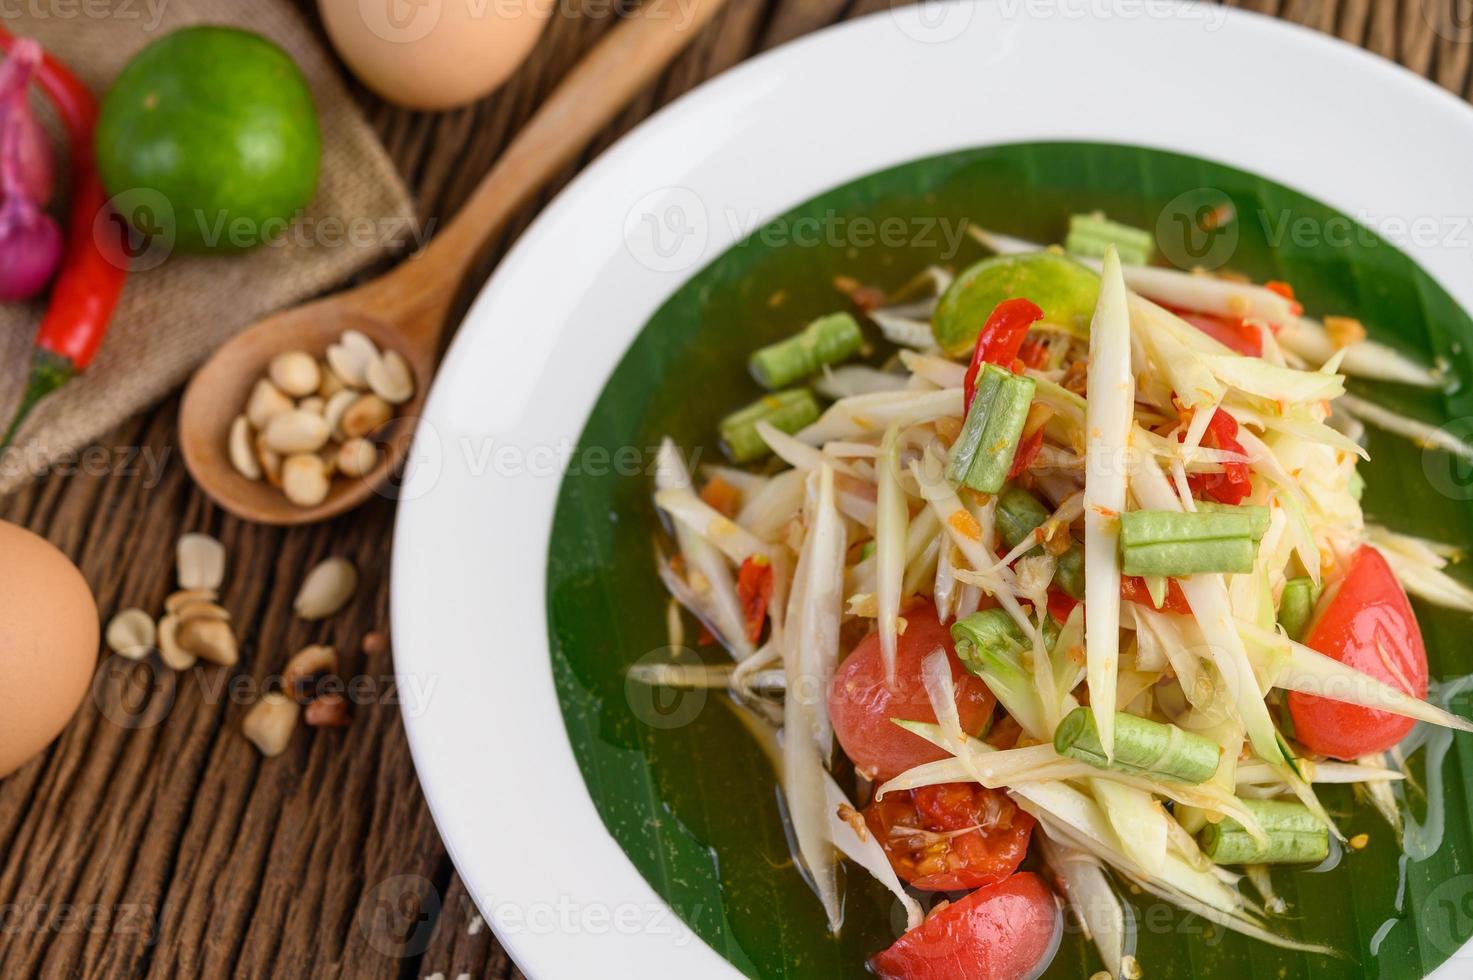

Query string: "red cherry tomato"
[829, 603, 996, 783]
[1288, 546, 1429, 760]
[863, 783, 1034, 891]
[869, 872, 1060, 980]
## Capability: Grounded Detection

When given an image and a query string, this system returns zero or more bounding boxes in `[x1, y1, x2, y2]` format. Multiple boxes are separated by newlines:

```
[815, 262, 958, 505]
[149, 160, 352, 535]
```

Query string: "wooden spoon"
[181, 0, 730, 525]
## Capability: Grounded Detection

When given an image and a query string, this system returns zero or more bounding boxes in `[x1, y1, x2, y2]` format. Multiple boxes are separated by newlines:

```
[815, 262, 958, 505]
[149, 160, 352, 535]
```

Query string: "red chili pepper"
[1006, 428, 1044, 480]
[963, 298, 1044, 412]
[1046, 588, 1078, 623]
[1184, 408, 1252, 505]
[1017, 338, 1049, 370]
[1263, 279, 1303, 315]
[736, 554, 774, 645]
[1120, 575, 1192, 615]
[0, 29, 128, 449]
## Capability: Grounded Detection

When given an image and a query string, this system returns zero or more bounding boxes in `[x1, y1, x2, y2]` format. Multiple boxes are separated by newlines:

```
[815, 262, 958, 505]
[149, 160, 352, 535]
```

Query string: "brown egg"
[0, 521, 97, 778]
[318, 0, 552, 110]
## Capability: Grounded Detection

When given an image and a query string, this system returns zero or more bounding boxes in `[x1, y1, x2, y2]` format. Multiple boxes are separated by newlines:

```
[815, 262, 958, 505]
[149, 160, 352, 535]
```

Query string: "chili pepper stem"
[1, 348, 74, 450]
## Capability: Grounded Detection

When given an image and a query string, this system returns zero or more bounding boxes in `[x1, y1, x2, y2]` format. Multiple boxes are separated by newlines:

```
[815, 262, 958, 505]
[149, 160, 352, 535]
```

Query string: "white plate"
[392, 3, 1473, 977]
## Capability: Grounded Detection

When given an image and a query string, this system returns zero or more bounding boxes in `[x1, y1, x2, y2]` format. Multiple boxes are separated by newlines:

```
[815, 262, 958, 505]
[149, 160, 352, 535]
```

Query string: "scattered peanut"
[156, 615, 196, 670]
[245, 378, 293, 430]
[105, 608, 156, 660]
[174, 600, 231, 623]
[243, 693, 299, 757]
[366, 349, 415, 404]
[268, 350, 321, 397]
[282, 454, 331, 507]
[229, 415, 261, 480]
[225, 330, 415, 508]
[177, 533, 226, 590]
[305, 694, 351, 728]
[256, 434, 283, 487]
[336, 438, 377, 478]
[361, 631, 387, 656]
[283, 644, 338, 699]
[323, 389, 357, 440]
[177, 617, 238, 666]
[164, 588, 218, 614]
[263, 410, 331, 454]
[340, 393, 392, 439]
[318, 364, 346, 398]
[295, 558, 358, 620]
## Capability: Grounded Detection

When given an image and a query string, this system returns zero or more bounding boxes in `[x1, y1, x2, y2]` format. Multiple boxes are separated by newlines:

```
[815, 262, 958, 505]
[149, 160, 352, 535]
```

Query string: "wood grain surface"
[1, 1, 1468, 977]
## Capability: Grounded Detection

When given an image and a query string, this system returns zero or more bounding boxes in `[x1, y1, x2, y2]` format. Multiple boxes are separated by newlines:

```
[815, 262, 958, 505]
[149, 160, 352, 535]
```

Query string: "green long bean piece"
[995, 485, 1084, 598]
[1277, 576, 1322, 641]
[748, 313, 863, 389]
[1198, 799, 1329, 865]
[718, 389, 820, 462]
[1053, 707, 1221, 784]
[946, 365, 1035, 494]
[1119, 509, 1258, 577]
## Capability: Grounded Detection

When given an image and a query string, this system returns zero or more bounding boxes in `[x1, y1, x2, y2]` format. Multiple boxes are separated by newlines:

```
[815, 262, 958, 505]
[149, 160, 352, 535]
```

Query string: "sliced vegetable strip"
[1082, 247, 1133, 760]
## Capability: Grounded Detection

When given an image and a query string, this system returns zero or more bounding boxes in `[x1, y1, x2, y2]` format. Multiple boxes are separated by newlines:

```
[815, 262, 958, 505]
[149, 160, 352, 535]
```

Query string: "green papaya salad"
[636, 212, 1473, 979]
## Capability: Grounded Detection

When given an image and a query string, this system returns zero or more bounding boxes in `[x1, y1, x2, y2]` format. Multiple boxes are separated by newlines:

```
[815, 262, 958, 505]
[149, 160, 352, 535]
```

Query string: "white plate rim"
[392, 3, 1473, 977]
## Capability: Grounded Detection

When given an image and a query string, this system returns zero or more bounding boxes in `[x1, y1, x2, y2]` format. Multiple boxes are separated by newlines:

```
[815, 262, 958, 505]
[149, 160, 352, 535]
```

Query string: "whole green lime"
[97, 26, 321, 254]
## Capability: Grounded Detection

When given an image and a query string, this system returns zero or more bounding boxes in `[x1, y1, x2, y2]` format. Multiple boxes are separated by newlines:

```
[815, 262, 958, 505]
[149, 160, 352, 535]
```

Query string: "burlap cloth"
[0, 0, 415, 492]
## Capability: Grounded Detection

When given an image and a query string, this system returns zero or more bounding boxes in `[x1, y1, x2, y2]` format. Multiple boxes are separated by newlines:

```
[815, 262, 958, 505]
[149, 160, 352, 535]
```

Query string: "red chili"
[1120, 575, 1192, 615]
[1263, 279, 1303, 315]
[0, 29, 128, 448]
[963, 298, 1044, 412]
[1017, 338, 1050, 370]
[736, 554, 773, 645]
[1046, 588, 1078, 623]
[1185, 408, 1252, 505]
[1006, 428, 1044, 480]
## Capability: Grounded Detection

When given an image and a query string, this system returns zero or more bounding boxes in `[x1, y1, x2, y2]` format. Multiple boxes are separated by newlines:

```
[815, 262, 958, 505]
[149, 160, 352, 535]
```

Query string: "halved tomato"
[829, 603, 995, 783]
[1287, 545, 1429, 760]
[869, 872, 1060, 980]
[863, 782, 1033, 891]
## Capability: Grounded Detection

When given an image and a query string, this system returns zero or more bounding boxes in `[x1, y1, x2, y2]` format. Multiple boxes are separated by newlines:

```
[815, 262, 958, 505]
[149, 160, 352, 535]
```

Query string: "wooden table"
[0, 1, 1466, 976]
